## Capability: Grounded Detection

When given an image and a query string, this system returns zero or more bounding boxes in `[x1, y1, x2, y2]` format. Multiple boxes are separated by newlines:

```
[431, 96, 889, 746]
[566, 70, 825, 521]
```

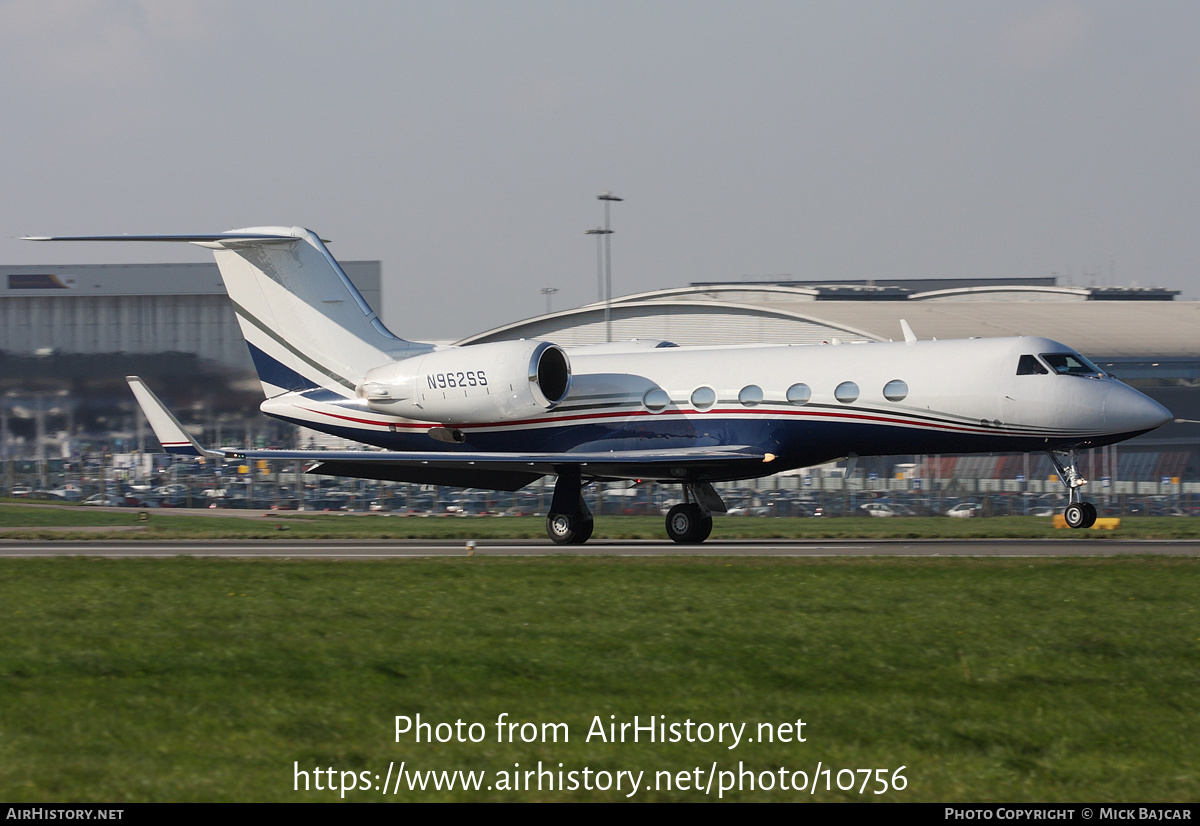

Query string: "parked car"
[946, 502, 982, 518]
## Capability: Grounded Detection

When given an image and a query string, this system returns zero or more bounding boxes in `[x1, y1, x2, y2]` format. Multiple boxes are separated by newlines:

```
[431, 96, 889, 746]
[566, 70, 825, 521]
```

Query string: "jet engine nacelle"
[356, 340, 571, 424]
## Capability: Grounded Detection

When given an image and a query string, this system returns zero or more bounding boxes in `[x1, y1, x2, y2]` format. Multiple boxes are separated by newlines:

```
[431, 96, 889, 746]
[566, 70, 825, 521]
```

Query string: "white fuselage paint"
[260, 334, 1170, 479]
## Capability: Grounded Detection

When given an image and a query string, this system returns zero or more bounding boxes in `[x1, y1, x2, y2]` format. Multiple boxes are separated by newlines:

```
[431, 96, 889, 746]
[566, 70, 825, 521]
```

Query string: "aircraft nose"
[1107, 385, 1172, 434]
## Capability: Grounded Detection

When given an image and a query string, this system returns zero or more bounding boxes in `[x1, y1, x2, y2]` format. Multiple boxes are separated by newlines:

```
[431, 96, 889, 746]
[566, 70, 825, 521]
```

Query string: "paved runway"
[1, 538, 1198, 558]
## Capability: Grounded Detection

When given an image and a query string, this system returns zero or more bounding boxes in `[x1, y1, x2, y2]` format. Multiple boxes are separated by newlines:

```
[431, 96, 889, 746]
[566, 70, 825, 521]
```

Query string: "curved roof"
[457, 285, 1200, 359]
[607, 284, 823, 303]
[908, 285, 1092, 302]
[455, 299, 883, 347]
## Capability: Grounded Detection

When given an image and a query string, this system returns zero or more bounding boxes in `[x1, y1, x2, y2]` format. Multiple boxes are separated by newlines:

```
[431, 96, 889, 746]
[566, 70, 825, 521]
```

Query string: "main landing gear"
[666, 503, 712, 544]
[1048, 448, 1097, 529]
[544, 472, 727, 545]
[545, 467, 593, 545]
[665, 482, 726, 544]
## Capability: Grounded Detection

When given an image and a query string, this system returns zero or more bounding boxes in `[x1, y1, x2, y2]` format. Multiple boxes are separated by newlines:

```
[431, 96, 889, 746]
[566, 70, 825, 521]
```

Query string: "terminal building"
[1, 263, 1196, 485]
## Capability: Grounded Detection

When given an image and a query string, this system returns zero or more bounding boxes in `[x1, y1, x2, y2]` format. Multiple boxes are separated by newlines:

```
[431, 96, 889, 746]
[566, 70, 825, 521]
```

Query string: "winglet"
[126, 376, 223, 459]
[900, 319, 917, 343]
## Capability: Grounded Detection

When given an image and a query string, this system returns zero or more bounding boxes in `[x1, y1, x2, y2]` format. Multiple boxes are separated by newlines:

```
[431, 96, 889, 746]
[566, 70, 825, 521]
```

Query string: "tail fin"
[26, 227, 432, 398]
[198, 227, 431, 397]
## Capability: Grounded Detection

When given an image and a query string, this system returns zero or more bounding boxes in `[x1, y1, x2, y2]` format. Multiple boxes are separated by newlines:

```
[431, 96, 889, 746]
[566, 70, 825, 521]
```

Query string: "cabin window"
[690, 386, 716, 411]
[786, 383, 811, 405]
[834, 381, 859, 404]
[738, 385, 763, 406]
[883, 379, 908, 402]
[1040, 352, 1104, 377]
[1017, 355, 1048, 375]
[642, 388, 670, 412]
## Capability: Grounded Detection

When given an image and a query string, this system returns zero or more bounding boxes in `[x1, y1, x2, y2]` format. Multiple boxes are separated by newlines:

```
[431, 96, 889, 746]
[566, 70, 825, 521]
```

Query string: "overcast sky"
[4, 0, 1199, 341]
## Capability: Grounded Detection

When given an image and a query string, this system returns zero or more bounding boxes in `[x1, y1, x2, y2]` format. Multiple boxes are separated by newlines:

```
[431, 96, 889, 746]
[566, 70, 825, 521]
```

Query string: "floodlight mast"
[584, 226, 611, 334]
[596, 191, 622, 342]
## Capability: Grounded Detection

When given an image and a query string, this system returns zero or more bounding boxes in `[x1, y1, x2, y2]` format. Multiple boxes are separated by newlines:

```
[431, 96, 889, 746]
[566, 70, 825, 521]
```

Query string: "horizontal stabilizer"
[24, 233, 299, 246]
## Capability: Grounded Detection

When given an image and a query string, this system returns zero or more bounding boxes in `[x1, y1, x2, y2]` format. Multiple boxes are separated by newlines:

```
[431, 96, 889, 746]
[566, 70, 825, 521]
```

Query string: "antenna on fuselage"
[900, 319, 917, 343]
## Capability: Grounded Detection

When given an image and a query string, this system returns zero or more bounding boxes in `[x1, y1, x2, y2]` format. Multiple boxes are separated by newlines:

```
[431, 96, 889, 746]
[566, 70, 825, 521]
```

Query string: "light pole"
[596, 191, 622, 341]
[584, 227, 610, 305]
[540, 286, 558, 315]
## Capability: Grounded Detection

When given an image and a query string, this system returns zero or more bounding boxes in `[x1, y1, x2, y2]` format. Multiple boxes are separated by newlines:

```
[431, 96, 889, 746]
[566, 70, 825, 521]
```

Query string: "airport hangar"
[0, 263, 1196, 483]
[0, 261, 379, 451]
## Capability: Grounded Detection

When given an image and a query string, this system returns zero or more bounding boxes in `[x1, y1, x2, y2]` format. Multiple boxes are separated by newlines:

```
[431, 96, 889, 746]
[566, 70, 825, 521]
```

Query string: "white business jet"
[27, 227, 1172, 542]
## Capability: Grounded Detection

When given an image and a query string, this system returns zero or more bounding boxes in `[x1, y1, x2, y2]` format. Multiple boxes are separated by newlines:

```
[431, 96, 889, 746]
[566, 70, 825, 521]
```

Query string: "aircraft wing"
[221, 445, 774, 490]
[127, 376, 773, 490]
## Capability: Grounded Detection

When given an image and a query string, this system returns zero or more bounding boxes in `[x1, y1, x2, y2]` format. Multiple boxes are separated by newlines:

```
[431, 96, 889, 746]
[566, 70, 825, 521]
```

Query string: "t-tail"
[24, 227, 432, 399]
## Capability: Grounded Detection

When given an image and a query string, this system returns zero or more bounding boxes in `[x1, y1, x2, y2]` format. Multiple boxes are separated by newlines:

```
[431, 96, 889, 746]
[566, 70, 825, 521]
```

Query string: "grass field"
[0, 556, 1197, 801]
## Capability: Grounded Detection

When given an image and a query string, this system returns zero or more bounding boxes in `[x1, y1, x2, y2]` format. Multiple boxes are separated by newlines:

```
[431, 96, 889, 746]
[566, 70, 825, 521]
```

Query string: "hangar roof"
[458, 283, 1200, 360]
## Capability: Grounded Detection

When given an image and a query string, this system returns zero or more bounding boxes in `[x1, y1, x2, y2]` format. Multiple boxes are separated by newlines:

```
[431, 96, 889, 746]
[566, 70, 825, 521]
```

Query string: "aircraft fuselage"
[261, 334, 1170, 482]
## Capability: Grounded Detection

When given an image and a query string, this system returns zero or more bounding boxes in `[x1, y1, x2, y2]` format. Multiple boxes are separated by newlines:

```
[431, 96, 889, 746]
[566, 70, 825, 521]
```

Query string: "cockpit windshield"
[1040, 352, 1105, 377]
[1016, 354, 1048, 375]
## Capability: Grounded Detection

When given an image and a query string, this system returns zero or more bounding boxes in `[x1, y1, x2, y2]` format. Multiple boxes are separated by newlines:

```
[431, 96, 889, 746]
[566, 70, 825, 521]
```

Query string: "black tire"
[1081, 502, 1097, 529]
[666, 503, 709, 544]
[1064, 503, 1087, 529]
[546, 512, 578, 544]
[572, 517, 594, 545]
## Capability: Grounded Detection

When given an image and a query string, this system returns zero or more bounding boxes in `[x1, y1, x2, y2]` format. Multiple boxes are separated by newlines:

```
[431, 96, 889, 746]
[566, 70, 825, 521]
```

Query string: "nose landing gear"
[1048, 448, 1097, 529]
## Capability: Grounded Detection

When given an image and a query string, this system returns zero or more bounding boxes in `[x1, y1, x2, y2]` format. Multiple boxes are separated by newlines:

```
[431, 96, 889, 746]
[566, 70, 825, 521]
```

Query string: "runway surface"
[1, 538, 1199, 558]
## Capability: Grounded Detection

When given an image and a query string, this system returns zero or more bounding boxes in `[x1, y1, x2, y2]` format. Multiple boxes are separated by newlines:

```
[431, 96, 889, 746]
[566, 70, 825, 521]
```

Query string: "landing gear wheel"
[546, 512, 594, 545]
[1081, 502, 1097, 528]
[573, 517, 594, 545]
[1064, 503, 1090, 529]
[666, 503, 711, 544]
[547, 513, 578, 544]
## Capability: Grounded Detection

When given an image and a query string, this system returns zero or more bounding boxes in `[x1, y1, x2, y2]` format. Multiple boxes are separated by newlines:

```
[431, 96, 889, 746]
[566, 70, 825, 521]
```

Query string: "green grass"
[4, 504, 1200, 539]
[0, 557, 1197, 801]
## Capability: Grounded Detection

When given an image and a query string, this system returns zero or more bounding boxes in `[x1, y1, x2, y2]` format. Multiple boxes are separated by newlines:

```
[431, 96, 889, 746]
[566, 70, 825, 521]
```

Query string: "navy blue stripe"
[247, 342, 321, 392]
